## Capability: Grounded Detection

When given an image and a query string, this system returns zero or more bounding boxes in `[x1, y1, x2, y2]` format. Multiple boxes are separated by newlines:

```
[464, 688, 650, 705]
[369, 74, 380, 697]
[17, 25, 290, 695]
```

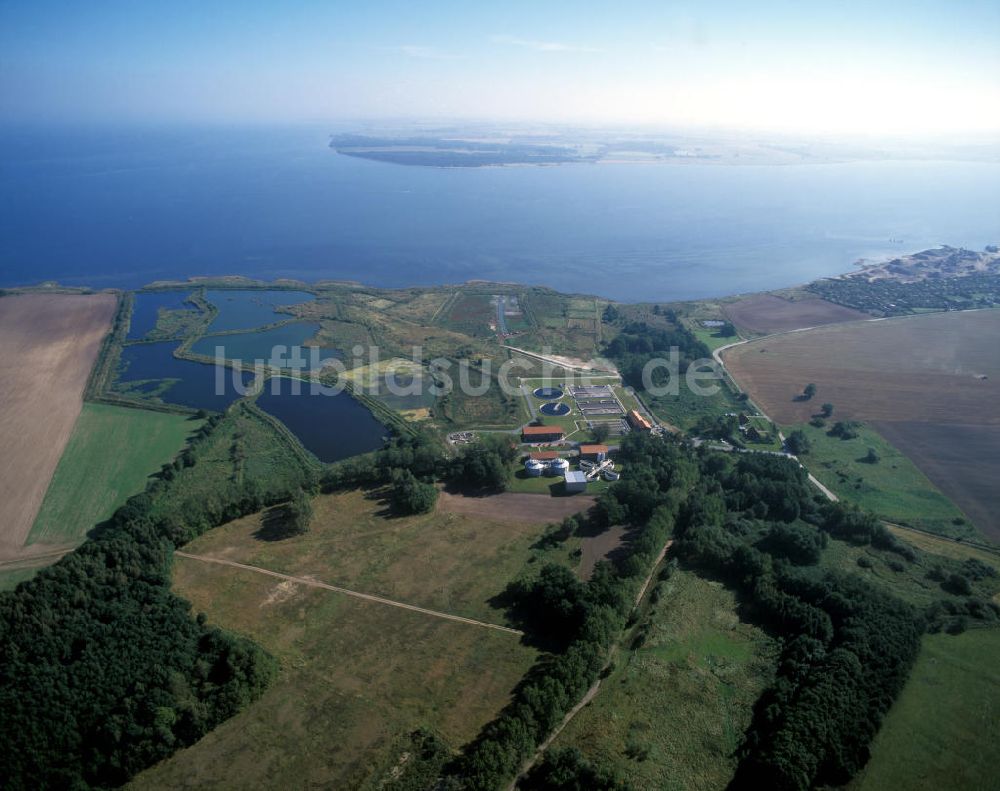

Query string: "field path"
[175, 551, 524, 636]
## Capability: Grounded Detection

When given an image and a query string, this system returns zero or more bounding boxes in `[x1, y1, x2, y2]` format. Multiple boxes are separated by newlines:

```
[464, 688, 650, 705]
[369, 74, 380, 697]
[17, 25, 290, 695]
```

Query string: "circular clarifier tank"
[533, 387, 564, 399]
[539, 401, 570, 416]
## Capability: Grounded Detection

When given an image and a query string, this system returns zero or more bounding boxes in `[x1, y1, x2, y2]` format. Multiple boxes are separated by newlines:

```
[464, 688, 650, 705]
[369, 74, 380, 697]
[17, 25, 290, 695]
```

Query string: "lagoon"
[115, 341, 254, 412]
[190, 322, 340, 369]
[256, 380, 387, 462]
[204, 289, 316, 332]
[128, 291, 193, 340]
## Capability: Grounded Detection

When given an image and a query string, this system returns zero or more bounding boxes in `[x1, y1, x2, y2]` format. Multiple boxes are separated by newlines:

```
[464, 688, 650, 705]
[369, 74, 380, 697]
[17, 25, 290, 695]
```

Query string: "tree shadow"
[253, 506, 299, 542]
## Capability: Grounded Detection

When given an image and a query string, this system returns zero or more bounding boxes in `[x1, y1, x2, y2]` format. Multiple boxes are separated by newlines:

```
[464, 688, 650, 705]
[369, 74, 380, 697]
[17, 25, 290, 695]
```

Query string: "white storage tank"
[547, 458, 570, 477]
[524, 459, 546, 477]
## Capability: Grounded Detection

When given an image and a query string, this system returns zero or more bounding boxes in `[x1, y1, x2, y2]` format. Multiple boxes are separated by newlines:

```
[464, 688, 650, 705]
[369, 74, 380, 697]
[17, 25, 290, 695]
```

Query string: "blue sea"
[2, 124, 999, 302]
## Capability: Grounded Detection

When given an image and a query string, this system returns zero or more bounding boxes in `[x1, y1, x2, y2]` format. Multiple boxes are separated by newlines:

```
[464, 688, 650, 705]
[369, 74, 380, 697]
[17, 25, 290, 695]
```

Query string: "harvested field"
[0, 293, 116, 561]
[723, 310, 1000, 426]
[723, 309, 1000, 540]
[872, 422, 1000, 541]
[437, 490, 595, 524]
[723, 294, 868, 334]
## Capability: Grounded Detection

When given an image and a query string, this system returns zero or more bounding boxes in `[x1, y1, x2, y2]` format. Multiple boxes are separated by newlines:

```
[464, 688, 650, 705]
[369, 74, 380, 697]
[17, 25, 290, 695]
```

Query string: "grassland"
[28, 403, 201, 546]
[850, 629, 1000, 791]
[164, 488, 578, 624]
[133, 565, 538, 790]
[130, 487, 588, 788]
[790, 421, 974, 540]
[643, 376, 743, 432]
[148, 402, 319, 523]
[555, 568, 777, 790]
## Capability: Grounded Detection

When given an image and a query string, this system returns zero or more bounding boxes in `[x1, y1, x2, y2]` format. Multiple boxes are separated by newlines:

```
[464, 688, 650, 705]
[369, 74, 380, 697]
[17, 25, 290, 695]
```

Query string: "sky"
[1, 0, 999, 136]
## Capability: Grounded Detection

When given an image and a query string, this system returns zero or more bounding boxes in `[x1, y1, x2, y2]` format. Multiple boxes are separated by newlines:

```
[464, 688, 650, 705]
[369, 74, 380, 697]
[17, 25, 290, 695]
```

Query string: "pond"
[190, 322, 340, 370]
[115, 341, 255, 412]
[256, 378, 388, 463]
[128, 291, 193, 340]
[205, 289, 316, 332]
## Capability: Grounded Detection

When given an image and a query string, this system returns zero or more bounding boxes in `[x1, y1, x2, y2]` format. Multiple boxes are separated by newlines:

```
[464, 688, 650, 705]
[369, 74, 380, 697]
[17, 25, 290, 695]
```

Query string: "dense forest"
[0, 414, 288, 788]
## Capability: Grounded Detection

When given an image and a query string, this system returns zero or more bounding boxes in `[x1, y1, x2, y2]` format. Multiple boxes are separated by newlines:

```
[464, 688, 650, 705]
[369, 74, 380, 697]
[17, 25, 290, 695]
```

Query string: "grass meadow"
[29, 403, 201, 546]
[555, 568, 777, 790]
[130, 487, 582, 787]
[851, 628, 1000, 791]
[790, 421, 974, 540]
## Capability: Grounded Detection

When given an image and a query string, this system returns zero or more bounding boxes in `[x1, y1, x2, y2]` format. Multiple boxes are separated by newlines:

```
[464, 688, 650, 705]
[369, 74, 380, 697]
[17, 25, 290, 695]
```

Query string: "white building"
[564, 470, 588, 493]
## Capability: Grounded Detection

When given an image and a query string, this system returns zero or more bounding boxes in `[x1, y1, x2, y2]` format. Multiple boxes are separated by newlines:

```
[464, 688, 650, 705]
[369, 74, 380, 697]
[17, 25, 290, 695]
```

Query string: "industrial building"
[521, 425, 565, 443]
[578, 444, 609, 462]
[529, 450, 561, 461]
[564, 470, 588, 493]
[627, 409, 652, 432]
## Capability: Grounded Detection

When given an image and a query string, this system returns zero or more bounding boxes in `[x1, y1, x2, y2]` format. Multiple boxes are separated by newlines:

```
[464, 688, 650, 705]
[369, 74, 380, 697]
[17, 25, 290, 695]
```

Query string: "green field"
[790, 421, 973, 539]
[555, 568, 777, 790]
[28, 403, 201, 547]
[851, 629, 1000, 791]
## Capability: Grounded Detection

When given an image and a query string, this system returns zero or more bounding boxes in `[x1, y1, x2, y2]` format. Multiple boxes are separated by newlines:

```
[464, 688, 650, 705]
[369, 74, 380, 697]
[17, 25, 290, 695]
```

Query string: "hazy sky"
[2, 0, 998, 135]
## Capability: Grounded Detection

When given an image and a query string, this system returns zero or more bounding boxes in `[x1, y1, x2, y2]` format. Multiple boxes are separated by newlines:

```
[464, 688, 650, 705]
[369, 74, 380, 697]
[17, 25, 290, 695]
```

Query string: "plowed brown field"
[0, 293, 117, 559]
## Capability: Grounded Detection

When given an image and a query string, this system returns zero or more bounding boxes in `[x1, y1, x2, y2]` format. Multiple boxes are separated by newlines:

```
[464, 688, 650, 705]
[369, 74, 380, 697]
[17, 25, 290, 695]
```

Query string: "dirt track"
[0, 293, 116, 560]
[437, 490, 595, 523]
[176, 551, 524, 635]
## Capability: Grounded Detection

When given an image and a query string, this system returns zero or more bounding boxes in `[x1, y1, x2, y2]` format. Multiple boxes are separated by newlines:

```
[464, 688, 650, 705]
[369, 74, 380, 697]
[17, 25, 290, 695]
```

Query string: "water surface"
[205, 289, 316, 332]
[256, 379, 387, 462]
[2, 125, 998, 301]
[128, 291, 193, 340]
[115, 341, 254, 412]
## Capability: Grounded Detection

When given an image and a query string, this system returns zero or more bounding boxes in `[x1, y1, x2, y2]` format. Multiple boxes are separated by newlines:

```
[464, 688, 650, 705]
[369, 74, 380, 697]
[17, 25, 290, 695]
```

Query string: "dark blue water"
[191, 322, 341, 370]
[115, 341, 254, 411]
[2, 124, 999, 301]
[128, 290, 193, 339]
[256, 379, 387, 462]
[205, 289, 316, 331]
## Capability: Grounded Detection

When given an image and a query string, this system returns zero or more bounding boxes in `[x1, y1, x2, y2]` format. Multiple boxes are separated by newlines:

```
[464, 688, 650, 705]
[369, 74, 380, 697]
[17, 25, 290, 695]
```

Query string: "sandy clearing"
[578, 524, 627, 580]
[437, 490, 595, 523]
[0, 293, 117, 560]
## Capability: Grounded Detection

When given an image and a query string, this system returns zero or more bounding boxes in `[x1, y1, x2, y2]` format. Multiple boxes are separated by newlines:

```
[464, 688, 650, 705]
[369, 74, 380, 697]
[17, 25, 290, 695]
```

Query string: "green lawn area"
[851, 628, 1000, 791]
[690, 325, 740, 353]
[555, 568, 777, 790]
[28, 403, 201, 547]
[790, 421, 973, 539]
